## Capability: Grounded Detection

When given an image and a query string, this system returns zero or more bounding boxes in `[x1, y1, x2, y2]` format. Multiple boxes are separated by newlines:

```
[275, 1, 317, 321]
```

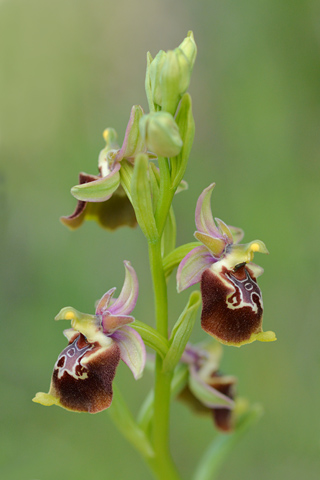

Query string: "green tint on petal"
[71, 168, 120, 202]
[194, 231, 226, 256]
[215, 218, 233, 244]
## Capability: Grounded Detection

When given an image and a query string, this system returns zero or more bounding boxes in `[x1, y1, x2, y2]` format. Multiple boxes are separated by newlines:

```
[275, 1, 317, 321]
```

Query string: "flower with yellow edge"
[177, 183, 276, 347]
[33, 261, 145, 413]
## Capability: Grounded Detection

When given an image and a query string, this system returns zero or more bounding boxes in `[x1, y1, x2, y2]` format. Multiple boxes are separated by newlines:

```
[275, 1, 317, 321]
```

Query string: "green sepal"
[131, 320, 169, 359]
[161, 207, 177, 258]
[71, 169, 120, 202]
[119, 159, 134, 203]
[162, 291, 201, 373]
[171, 93, 195, 190]
[163, 242, 201, 278]
[131, 154, 158, 242]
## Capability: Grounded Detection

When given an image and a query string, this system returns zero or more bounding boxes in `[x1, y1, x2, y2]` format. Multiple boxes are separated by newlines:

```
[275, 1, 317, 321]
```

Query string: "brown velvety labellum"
[209, 375, 235, 432]
[201, 265, 263, 344]
[51, 333, 120, 413]
[212, 408, 233, 432]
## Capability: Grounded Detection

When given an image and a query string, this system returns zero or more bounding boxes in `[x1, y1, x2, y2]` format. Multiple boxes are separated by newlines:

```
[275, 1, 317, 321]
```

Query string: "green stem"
[137, 364, 189, 433]
[148, 239, 181, 480]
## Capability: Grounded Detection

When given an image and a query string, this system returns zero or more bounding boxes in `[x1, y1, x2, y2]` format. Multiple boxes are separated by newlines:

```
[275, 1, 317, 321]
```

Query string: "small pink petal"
[108, 261, 139, 316]
[95, 287, 116, 315]
[195, 184, 221, 237]
[101, 314, 134, 334]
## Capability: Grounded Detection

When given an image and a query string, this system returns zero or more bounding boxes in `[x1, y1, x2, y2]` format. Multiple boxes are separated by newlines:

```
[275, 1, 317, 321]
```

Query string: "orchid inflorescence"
[33, 32, 276, 480]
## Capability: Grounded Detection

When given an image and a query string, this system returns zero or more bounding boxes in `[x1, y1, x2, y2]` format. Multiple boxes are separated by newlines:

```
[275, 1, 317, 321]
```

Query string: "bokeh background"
[1, 1, 319, 479]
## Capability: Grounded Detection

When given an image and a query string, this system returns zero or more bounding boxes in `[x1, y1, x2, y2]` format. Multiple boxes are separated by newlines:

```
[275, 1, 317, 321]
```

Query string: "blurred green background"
[1, 0, 319, 479]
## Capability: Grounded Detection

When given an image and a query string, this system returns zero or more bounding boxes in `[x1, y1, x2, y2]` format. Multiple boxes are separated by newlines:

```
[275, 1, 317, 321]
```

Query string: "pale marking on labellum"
[55, 336, 90, 381]
[225, 270, 263, 314]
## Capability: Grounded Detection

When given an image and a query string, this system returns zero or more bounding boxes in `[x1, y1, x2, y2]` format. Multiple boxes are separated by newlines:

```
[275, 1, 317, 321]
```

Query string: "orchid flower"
[177, 183, 276, 346]
[179, 343, 236, 432]
[33, 261, 145, 413]
[61, 105, 147, 230]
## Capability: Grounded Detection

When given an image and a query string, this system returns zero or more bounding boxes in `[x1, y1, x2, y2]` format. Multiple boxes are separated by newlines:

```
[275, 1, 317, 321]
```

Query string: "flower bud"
[148, 50, 167, 107]
[178, 31, 197, 71]
[139, 112, 183, 158]
[147, 32, 197, 115]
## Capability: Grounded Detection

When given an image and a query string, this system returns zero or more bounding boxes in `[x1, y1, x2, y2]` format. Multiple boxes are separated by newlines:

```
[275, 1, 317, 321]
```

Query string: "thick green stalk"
[148, 239, 181, 480]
